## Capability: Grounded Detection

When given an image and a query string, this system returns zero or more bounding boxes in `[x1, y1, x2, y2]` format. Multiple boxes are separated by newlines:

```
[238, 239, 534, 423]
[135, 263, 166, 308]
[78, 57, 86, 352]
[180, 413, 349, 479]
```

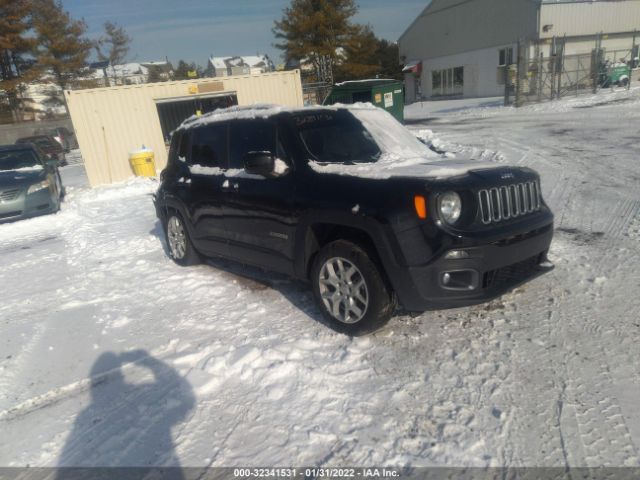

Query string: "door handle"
[222, 180, 239, 191]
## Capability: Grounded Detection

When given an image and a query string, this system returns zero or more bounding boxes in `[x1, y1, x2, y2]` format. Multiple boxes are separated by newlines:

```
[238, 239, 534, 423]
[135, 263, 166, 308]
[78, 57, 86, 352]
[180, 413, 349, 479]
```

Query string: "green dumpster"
[323, 79, 405, 123]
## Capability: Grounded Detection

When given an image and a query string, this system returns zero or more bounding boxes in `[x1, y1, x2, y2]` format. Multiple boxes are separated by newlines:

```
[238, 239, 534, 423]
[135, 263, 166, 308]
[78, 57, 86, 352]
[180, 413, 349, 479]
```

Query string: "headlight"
[439, 191, 462, 224]
[27, 180, 50, 195]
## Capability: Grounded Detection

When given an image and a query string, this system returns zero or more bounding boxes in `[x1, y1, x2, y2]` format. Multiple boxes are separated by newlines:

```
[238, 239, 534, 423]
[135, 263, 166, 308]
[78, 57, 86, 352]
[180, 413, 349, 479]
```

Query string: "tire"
[311, 240, 395, 335]
[56, 173, 65, 200]
[53, 174, 63, 212]
[621, 78, 629, 88]
[164, 211, 201, 266]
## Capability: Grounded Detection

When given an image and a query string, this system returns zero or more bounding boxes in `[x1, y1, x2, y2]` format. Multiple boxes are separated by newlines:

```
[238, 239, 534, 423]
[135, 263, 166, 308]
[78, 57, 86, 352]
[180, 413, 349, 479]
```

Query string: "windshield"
[0, 150, 42, 171]
[349, 107, 433, 159]
[294, 110, 381, 163]
[295, 107, 432, 164]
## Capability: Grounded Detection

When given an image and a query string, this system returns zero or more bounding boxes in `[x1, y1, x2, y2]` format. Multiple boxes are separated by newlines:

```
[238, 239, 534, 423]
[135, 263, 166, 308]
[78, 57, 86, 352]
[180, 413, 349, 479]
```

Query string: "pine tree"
[0, 0, 38, 121]
[376, 39, 402, 80]
[95, 21, 131, 66]
[335, 25, 381, 82]
[274, 0, 358, 85]
[32, 0, 92, 114]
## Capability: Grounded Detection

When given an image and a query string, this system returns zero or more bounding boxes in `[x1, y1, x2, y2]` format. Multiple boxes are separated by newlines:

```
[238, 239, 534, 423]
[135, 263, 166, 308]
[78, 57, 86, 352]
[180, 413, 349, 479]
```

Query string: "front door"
[221, 119, 297, 275]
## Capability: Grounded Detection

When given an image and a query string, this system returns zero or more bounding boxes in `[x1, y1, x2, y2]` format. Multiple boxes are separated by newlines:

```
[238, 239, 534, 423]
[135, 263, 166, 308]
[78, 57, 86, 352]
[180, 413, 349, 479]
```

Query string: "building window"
[431, 67, 464, 97]
[499, 47, 513, 67]
[432, 70, 442, 91]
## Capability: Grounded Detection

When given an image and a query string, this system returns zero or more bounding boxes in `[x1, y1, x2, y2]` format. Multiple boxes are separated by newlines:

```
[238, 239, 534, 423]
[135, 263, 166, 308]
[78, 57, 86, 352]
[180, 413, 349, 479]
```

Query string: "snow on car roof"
[175, 102, 382, 132]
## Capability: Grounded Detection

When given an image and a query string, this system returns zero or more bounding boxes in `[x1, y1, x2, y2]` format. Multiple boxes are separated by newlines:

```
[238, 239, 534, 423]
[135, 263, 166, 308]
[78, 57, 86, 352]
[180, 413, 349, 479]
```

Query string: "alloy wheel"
[318, 257, 369, 324]
[167, 216, 187, 260]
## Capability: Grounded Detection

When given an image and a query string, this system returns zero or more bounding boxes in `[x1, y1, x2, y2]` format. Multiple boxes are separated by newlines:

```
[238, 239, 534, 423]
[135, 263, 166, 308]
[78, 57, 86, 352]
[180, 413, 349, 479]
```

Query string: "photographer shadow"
[56, 350, 195, 479]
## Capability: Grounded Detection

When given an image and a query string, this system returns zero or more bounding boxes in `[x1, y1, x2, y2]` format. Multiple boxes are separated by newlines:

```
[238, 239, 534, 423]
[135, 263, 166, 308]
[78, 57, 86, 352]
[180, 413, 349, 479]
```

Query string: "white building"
[399, 0, 640, 102]
[89, 63, 149, 86]
[21, 82, 66, 120]
[206, 55, 275, 78]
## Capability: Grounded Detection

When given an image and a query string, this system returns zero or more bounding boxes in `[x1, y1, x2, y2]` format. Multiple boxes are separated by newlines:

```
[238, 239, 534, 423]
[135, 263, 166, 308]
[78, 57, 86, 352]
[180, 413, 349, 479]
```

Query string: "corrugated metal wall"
[540, 1, 640, 38]
[65, 70, 303, 187]
[399, 0, 539, 62]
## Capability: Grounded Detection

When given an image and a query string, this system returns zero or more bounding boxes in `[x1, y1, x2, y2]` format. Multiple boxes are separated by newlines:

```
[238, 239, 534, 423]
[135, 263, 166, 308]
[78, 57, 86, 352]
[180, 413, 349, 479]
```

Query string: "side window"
[229, 120, 276, 169]
[189, 124, 227, 168]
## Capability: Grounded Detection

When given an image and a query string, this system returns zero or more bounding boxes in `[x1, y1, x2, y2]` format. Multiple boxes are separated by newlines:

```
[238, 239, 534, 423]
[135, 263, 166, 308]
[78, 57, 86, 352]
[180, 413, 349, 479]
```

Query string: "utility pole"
[550, 36, 557, 100]
[557, 36, 565, 100]
[515, 39, 522, 107]
[630, 30, 636, 90]
[593, 32, 602, 94]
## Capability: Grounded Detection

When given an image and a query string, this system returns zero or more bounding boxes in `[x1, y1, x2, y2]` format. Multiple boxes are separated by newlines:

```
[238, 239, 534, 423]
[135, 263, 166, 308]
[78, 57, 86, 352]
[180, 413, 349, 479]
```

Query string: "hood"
[0, 167, 46, 189]
[308, 156, 507, 180]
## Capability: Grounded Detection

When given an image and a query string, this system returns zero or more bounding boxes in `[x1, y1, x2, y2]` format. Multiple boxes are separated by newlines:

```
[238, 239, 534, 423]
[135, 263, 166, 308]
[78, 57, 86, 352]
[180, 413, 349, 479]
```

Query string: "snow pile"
[414, 129, 456, 158]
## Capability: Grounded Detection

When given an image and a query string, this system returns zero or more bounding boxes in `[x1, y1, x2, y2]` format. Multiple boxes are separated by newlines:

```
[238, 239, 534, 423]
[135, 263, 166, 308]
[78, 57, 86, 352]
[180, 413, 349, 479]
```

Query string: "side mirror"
[244, 151, 275, 176]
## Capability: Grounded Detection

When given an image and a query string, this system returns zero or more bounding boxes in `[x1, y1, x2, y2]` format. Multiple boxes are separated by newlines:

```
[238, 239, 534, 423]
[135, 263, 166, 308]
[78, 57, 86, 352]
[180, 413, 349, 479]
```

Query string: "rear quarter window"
[189, 124, 228, 168]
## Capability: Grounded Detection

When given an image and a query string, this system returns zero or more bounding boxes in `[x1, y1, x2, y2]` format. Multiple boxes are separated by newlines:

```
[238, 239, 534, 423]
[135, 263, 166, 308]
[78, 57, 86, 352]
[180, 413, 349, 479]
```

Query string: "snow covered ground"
[1, 87, 640, 468]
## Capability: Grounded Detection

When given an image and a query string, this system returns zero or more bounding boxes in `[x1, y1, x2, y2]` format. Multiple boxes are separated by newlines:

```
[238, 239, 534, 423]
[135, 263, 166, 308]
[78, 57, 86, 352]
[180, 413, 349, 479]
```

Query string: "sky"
[60, 0, 428, 67]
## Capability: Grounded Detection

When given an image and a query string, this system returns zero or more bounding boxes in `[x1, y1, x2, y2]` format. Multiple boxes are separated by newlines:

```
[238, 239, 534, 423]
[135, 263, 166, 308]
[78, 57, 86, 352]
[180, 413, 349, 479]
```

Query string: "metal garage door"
[155, 93, 238, 141]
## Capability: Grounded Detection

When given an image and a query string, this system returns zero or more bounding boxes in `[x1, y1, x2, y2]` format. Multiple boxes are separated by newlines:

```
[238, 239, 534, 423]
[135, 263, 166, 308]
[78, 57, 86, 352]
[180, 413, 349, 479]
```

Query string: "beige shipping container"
[65, 70, 304, 187]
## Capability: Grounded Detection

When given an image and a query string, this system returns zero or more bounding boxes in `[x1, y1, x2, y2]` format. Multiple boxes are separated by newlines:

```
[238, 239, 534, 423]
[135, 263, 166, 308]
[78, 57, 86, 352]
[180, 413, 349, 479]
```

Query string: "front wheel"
[165, 212, 201, 266]
[311, 240, 395, 335]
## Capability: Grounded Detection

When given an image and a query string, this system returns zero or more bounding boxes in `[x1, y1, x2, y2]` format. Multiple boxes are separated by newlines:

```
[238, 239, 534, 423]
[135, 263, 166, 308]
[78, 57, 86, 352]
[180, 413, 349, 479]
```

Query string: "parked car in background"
[0, 144, 64, 223]
[15, 135, 66, 166]
[34, 126, 78, 152]
[154, 104, 554, 335]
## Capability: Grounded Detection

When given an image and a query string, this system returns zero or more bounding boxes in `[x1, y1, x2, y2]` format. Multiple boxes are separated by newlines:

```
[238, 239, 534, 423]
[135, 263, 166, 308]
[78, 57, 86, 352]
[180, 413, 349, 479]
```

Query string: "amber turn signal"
[414, 195, 427, 219]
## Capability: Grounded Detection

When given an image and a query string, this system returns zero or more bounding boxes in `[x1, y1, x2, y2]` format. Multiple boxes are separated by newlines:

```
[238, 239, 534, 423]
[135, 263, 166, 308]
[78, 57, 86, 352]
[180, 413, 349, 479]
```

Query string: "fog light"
[441, 270, 478, 291]
[444, 250, 470, 260]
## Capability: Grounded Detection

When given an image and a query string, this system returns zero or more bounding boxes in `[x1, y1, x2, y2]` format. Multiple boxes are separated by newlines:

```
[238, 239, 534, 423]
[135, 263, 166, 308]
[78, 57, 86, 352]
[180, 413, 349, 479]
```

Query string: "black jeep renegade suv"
[154, 104, 554, 334]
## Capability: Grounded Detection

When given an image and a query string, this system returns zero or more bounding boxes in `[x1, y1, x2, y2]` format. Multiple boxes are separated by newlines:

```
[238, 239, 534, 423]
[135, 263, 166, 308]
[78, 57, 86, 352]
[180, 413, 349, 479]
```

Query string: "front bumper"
[391, 222, 554, 311]
[0, 187, 57, 223]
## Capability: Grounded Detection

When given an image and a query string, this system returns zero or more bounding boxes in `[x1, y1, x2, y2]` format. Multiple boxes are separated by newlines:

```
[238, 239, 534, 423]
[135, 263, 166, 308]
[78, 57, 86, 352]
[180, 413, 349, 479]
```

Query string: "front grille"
[482, 253, 545, 289]
[478, 181, 541, 224]
[0, 189, 20, 202]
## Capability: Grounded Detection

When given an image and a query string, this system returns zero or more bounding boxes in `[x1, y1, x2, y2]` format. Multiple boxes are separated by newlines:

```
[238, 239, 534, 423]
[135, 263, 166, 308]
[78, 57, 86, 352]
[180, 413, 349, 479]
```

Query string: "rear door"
[184, 123, 230, 256]
[221, 119, 297, 275]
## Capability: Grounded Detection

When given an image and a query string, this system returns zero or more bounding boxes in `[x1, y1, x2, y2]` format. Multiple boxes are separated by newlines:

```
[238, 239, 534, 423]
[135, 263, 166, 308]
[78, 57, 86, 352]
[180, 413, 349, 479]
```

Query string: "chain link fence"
[510, 33, 638, 106]
[302, 81, 331, 105]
